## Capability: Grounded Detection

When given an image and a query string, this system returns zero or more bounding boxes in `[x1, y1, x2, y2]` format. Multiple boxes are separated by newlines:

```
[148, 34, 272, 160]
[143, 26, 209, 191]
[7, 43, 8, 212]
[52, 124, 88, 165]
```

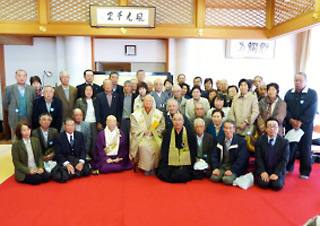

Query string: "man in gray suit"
[150, 78, 169, 113]
[72, 108, 92, 158]
[2, 69, 36, 140]
[54, 71, 77, 123]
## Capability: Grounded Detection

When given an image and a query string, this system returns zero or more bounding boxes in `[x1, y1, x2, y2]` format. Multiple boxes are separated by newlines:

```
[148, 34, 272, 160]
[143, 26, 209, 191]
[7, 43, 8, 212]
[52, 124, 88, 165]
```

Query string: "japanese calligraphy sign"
[226, 40, 276, 59]
[90, 6, 156, 28]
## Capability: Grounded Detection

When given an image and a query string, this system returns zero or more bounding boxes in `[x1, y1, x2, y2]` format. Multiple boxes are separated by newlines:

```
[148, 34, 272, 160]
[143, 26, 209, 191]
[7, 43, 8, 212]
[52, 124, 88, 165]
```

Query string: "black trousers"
[23, 172, 51, 185]
[286, 128, 313, 176]
[256, 175, 285, 191]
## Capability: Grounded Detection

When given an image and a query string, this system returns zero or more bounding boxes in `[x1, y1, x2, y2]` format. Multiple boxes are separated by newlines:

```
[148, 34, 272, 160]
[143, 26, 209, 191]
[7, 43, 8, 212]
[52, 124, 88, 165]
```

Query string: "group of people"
[3, 69, 318, 191]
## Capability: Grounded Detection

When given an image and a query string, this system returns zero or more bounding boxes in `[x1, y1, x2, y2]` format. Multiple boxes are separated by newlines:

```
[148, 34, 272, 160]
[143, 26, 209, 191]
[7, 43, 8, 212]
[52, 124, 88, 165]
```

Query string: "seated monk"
[92, 115, 132, 174]
[130, 95, 165, 175]
[157, 113, 197, 183]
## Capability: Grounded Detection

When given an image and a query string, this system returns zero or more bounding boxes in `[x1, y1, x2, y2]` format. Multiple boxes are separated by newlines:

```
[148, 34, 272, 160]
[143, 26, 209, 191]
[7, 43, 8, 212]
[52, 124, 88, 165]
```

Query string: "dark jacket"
[284, 88, 318, 131]
[32, 127, 59, 156]
[211, 134, 249, 176]
[76, 83, 103, 99]
[75, 97, 96, 120]
[255, 134, 289, 177]
[95, 91, 122, 128]
[54, 131, 86, 165]
[32, 96, 62, 130]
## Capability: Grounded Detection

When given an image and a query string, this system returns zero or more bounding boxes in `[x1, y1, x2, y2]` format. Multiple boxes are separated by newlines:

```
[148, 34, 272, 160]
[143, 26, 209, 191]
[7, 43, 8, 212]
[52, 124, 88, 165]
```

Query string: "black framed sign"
[90, 6, 156, 28]
[125, 45, 136, 56]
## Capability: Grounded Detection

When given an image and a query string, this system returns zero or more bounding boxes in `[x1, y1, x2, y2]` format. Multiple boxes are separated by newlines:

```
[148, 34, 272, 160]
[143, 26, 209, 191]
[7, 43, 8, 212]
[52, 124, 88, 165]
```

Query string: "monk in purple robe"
[92, 115, 132, 174]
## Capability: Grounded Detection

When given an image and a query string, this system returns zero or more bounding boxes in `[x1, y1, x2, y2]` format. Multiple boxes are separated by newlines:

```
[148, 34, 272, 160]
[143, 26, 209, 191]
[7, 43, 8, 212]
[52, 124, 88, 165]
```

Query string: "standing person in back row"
[3, 69, 36, 141]
[76, 69, 102, 98]
[54, 71, 78, 123]
[284, 72, 318, 179]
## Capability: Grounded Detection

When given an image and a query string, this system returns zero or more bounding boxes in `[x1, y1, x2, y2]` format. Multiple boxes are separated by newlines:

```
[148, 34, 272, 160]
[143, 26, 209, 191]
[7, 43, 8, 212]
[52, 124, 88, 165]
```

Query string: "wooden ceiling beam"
[267, 11, 320, 38]
[0, 35, 33, 45]
[0, 23, 268, 39]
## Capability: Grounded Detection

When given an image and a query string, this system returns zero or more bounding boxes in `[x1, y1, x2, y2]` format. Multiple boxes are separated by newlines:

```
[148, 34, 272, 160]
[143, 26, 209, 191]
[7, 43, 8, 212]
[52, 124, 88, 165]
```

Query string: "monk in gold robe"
[130, 95, 165, 175]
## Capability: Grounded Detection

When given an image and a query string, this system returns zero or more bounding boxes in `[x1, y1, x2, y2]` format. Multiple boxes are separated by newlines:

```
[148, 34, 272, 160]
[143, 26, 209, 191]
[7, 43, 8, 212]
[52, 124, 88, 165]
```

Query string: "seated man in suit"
[52, 118, 91, 183]
[210, 119, 249, 185]
[76, 69, 102, 98]
[157, 113, 197, 183]
[255, 118, 289, 191]
[32, 113, 59, 173]
[32, 85, 62, 130]
[72, 108, 91, 158]
[193, 118, 214, 179]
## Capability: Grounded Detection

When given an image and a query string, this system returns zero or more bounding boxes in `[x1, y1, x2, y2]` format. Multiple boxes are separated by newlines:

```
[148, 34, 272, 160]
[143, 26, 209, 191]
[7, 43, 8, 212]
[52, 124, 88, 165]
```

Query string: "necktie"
[70, 135, 74, 146]
[267, 138, 275, 171]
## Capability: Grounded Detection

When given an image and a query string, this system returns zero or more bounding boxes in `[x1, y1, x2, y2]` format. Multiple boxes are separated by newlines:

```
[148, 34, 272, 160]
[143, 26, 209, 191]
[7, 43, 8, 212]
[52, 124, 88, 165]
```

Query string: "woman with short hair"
[11, 122, 50, 185]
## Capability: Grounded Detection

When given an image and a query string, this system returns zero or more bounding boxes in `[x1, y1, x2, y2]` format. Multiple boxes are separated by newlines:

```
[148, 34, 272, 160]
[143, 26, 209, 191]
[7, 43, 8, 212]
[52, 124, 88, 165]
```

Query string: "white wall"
[4, 37, 92, 87]
[172, 35, 297, 98]
[4, 37, 58, 87]
[94, 39, 167, 63]
[4, 35, 297, 99]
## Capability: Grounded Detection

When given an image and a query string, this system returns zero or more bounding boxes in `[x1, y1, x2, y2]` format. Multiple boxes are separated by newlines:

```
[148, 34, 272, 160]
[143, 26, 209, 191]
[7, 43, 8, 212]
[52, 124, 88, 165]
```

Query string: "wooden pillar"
[266, 0, 275, 30]
[0, 44, 10, 140]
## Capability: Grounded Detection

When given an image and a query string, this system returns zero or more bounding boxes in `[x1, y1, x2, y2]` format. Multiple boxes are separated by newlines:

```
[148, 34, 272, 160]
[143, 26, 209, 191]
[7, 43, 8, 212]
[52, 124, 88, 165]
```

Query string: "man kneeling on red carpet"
[157, 113, 197, 183]
[52, 118, 91, 183]
[255, 118, 289, 191]
[210, 120, 249, 185]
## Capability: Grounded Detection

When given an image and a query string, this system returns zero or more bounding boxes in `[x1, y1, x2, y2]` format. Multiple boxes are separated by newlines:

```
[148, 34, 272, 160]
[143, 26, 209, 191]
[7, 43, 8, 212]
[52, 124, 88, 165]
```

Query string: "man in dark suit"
[210, 119, 249, 185]
[32, 86, 62, 130]
[52, 118, 90, 183]
[54, 71, 78, 122]
[109, 71, 123, 96]
[95, 79, 121, 131]
[32, 113, 59, 172]
[193, 118, 214, 179]
[255, 118, 289, 191]
[284, 72, 318, 179]
[120, 80, 137, 141]
[2, 69, 36, 140]
[192, 76, 209, 99]
[76, 69, 103, 98]
[95, 79, 121, 130]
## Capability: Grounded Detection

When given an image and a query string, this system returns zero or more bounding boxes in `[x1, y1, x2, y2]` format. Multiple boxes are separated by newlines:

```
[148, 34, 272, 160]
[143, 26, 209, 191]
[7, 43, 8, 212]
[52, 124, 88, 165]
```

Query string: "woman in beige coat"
[229, 79, 259, 136]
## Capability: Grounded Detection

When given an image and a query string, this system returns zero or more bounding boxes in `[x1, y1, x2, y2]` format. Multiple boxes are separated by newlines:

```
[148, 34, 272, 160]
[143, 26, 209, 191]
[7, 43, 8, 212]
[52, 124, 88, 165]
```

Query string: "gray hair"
[223, 119, 236, 128]
[194, 102, 204, 110]
[194, 118, 205, 127]
[172, 85, 181, 91]
[123, 80, 132, 86]
[167, 98, 178, 106]
[59, 71, 69, 77]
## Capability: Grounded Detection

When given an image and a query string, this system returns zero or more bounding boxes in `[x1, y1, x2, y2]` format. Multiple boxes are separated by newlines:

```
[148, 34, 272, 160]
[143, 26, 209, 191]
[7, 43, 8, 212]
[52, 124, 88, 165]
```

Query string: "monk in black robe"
[157, 113, 197, 183]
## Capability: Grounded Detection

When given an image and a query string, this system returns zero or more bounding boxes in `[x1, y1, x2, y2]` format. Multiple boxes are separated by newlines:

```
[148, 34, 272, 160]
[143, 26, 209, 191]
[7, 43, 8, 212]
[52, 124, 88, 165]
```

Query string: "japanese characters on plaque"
[226, 40, 276, 59]
[90, 6, 156, 28]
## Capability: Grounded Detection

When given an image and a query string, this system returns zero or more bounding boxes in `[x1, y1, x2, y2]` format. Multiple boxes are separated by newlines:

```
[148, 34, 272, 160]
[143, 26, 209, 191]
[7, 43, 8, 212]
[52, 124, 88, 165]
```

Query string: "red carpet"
[0, 162, 319, 226]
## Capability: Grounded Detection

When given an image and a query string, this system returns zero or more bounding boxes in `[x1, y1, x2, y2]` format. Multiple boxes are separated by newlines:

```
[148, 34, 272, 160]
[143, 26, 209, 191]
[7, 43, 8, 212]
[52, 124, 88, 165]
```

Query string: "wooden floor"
[0, 144, 14, 184]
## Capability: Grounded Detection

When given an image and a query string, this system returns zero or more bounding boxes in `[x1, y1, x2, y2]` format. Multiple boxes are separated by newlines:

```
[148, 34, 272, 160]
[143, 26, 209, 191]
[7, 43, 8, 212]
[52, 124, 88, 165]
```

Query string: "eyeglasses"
[267, 125, 278, 129]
